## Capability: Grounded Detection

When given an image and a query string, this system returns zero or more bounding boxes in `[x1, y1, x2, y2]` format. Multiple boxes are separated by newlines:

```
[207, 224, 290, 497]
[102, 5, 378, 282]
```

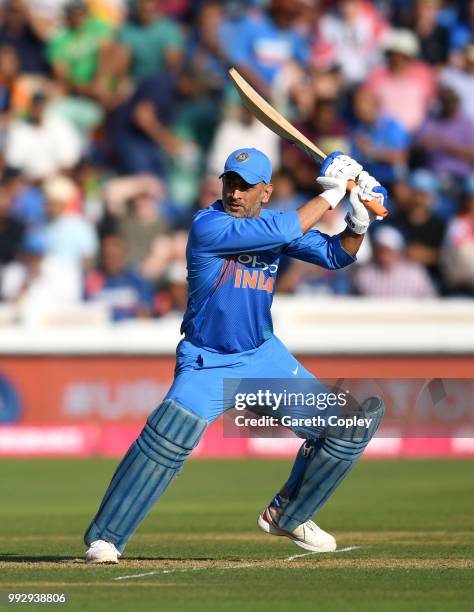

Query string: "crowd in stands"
[0, 0, 472, 322]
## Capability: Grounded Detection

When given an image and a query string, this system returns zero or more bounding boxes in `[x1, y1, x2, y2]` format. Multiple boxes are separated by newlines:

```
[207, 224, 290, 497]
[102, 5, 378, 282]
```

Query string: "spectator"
[227, 0, 309, 97]
[416, 86, 474, 180]
[196, 174, 220, 211]
[352, 225, 436, 298]
[43, 175, 98, 268]
[174, 1, 229, 153]
[84, 234, 154, 320]
[47, 0, 127, 105]
[1, 168, 45, 228]
[207, 104, 280, 177]
[313, 0, 389, 85]
[118, 0, 184, 82]
[88, 0, 127, 27]
[441, 179, 474, 296]
[0, 0, 470, 316]
[0, 43, 38, 122]
[363, 28, 436, 133]
[447, 0, 474, 62]
[0, 180, 24, 267]
[393, 169, 446, 283]
[155, 259, 188, 315]
[412, 0, 450, 65]
[107, 71, 185, 176]
[0, 0, 49, 75]
[282, 97, 349, 193]
[440, 44, 474, 122]
[101, 175, 180, 280]
[4, 90, 82, 180]
[184, 1, 228, 96]
[0, 45, 20, 119]
[0, 229, 81, 307]
[266, 169, 306, 212]
[350, 86, 410, 186]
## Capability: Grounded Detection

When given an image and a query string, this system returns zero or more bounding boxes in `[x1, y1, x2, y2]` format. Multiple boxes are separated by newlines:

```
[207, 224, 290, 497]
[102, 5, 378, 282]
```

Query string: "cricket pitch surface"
[1, 459, 473, 611]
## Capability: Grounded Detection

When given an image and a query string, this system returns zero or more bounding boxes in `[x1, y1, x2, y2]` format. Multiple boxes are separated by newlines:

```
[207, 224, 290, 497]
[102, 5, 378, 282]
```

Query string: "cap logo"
[235, 152, 249, 162]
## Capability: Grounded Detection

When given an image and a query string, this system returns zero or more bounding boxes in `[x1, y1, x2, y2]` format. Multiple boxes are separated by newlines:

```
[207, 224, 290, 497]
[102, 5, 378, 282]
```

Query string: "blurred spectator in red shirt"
[363, 28, 436, 133]
[441, 178, 474, 296]
[352, 225, 436, 298]
[84, 234, 154, 320]
[312, 0, 389, 85]
[416, 86, 474, 180]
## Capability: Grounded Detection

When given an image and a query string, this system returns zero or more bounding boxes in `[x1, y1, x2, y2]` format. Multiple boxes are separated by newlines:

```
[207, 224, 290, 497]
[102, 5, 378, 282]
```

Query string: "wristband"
[345, 212, 368, 235]
[320, 188, 343, 210]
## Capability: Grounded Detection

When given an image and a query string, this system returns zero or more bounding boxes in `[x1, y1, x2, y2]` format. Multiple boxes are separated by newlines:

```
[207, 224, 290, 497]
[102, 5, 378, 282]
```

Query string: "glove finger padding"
[321, 152, 363, 181]
[357, 171, 388, 209]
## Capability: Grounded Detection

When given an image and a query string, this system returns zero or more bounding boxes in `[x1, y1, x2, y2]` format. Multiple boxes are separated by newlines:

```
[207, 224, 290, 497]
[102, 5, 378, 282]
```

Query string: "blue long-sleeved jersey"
[180, 201, 355, 353]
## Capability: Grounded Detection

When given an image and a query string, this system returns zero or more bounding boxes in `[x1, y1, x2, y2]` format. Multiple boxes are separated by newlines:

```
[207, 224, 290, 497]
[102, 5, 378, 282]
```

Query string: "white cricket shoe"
[85, 540, 121, 564]
[258, 505, 337, 553]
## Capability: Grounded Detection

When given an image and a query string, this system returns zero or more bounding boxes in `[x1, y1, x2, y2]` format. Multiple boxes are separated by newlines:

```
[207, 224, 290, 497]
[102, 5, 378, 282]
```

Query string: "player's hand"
[316, 175, 347, 209]
[320, 151, 363, 182]
[357, 170, 388, 209]
[345, 171, 386, 234]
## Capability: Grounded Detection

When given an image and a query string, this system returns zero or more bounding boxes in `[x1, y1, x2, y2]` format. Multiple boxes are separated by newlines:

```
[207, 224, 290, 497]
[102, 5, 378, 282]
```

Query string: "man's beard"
[223, 199, 261, 218]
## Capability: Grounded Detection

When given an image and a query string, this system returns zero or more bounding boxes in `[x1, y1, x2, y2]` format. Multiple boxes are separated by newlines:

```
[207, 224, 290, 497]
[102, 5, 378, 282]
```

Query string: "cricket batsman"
[84, 149, 386, 563]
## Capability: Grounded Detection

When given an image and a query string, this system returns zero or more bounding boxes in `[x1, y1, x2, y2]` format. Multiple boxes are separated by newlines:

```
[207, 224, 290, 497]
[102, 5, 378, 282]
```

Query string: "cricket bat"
[228, 67, 388, 218]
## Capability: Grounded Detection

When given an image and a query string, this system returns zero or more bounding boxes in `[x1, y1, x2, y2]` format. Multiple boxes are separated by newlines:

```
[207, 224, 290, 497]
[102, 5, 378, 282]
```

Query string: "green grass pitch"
[0, 458, 473, 611]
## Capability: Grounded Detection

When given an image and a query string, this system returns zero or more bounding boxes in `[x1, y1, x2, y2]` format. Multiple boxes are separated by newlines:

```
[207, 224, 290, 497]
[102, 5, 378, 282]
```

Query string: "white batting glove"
[357, 170, 388, 207]
[345, 171, 386, 234]
[316, 176, 347, 209]
[321, 152, 363, 182]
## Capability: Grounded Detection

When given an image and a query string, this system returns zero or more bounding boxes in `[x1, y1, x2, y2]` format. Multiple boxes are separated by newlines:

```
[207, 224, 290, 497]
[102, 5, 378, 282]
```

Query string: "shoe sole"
[258, 510, 337, 553]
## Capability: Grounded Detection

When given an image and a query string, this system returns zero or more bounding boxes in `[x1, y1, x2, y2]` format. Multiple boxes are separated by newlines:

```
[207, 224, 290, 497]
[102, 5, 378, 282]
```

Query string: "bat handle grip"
[347, 180, 388, 218]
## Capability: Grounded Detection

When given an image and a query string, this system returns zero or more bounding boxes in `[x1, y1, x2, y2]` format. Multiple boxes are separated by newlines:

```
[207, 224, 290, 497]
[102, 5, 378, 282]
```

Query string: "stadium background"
[0, 0, 472, 459]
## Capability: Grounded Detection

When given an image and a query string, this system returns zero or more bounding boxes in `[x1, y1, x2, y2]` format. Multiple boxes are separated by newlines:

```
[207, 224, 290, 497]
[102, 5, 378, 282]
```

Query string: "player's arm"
[296, 153, 363, 234]
[286, 163, 388, 265]
[283, 229, 357, 270]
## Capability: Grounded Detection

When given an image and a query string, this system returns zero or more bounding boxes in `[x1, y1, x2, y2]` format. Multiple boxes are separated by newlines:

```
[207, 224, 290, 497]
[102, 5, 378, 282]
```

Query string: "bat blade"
[228, 67, 388, 218]
[228, 67, 326, 164]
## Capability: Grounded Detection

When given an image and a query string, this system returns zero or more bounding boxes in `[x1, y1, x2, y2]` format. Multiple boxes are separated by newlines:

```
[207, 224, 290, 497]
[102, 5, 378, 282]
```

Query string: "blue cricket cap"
[220, 148, 272, 185]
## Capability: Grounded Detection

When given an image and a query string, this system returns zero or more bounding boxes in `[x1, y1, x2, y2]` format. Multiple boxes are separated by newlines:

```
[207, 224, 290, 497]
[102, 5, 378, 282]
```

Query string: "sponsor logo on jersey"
[236, 254, 278, 274]
[233, 254, 278, 294]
